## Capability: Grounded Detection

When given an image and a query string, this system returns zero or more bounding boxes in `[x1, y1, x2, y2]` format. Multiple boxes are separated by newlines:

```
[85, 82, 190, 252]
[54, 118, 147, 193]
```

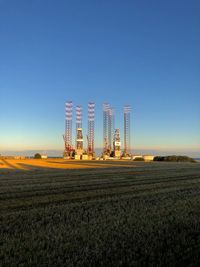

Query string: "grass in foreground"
[1, 161, 200, 266]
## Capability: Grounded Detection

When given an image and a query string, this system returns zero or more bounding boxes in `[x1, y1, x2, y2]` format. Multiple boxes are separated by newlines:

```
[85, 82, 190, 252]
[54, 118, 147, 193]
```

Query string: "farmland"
[1, 159, 200, 266]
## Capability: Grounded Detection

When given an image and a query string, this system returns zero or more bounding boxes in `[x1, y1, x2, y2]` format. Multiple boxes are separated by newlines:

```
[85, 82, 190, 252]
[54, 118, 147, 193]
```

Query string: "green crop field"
[1, 161, 200, 266]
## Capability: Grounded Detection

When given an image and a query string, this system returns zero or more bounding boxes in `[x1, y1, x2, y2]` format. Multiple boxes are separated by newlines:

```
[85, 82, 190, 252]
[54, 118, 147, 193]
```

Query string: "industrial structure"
[63, 101, 132, 160]
[63, 101, 74, 158]
[113, 129, 121, 158]
[103, 103, 115, 156]
[124, 105, 131, 156]
[103, 103, 109, 154]
[87, 102, 95, 157]
[76, 105, 84, 157]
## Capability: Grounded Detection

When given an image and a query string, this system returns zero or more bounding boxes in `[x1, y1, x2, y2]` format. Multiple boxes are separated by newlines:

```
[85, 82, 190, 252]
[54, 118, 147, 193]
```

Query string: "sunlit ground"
[0, 158, 138, 172]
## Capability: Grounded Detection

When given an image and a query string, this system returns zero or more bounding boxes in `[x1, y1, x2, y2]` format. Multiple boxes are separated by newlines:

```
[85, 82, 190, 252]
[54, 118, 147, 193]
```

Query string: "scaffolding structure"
[88, 102, 95, 156]
[63, 101, 73, 157]
[103, 103, 114, 156]
[108, 107, 115, 153]
[76, 105, 84, 156]
[124, 105, 131, 156]
[103, 103, 109, 154]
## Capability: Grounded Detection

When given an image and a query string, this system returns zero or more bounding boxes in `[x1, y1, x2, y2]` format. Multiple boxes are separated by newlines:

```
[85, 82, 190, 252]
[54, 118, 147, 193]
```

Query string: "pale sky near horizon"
[0, 0, 199, 157]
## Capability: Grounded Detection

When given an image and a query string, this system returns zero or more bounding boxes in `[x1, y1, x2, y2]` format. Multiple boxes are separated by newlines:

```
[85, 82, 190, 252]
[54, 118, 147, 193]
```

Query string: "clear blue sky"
[0, 0, 199, 156]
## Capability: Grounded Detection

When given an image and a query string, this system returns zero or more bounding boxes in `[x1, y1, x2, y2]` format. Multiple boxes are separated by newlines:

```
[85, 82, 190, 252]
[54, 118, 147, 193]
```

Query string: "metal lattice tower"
[88, 102, 95, 155]
[76, 105, 82, 129]
[108, 107, 115, 152]
[103, 103, 110, 154]
[124, 105, 131, 156]
[63, 101, 73, 157]
[76, 105, 83, 155]
[103, 103, 115, 155]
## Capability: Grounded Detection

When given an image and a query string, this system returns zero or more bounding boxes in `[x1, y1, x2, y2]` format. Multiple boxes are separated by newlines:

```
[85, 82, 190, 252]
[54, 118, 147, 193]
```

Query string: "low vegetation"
[154, 155, 196, 163]
[1, 161, 200, 266]
[34, 153, 42, 159]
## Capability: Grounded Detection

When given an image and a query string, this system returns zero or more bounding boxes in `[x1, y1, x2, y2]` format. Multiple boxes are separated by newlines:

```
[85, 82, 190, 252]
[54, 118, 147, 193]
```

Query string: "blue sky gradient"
[0, 0, 199, 156]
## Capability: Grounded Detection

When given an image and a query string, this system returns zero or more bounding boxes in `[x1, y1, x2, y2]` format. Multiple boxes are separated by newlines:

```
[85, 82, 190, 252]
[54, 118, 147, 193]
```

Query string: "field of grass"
[1, 160, 200, 266]
[0, 158, 122, 171]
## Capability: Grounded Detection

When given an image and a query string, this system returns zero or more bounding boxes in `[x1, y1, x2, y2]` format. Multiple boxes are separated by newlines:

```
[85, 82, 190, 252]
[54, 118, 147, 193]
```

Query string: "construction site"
[63, 101, 132, 160]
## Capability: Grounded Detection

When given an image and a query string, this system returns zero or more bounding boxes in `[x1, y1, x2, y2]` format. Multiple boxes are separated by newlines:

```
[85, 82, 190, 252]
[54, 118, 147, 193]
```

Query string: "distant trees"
[34, 153, 42, 159]
[154, 155, 196, 163]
